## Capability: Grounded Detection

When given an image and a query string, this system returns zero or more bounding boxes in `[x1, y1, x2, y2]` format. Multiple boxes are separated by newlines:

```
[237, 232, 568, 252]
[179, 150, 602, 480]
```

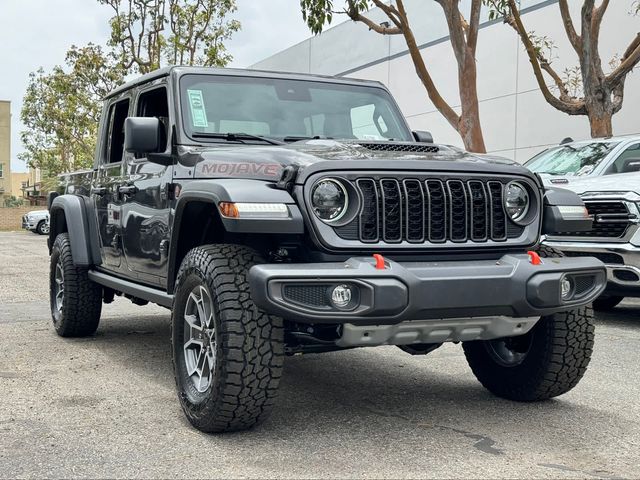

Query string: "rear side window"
[105, 99, 130, 164]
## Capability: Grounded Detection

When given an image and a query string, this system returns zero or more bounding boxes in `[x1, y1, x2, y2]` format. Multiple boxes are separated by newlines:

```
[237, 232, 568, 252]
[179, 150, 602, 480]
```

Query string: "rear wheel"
[171, 244, 284, 433]
[462, 245, 595, 401]
[592, 295, 624, 311]
[49, 233, 102, 337]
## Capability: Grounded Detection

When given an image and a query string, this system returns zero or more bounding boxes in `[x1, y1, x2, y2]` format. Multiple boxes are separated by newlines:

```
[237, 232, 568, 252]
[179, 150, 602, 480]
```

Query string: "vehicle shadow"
[594, 301, 639, 328]
[84, 311, 629, 459]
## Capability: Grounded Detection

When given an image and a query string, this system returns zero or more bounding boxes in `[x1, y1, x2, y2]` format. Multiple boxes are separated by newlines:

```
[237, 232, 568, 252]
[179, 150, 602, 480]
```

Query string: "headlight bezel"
[311, 177, 351, 224]
[504, 181, 533, 225]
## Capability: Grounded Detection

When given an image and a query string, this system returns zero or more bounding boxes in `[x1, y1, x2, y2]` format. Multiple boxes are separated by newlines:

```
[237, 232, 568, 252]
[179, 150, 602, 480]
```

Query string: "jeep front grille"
[554, 201, 632, 238]
[345, 177, 520, 244]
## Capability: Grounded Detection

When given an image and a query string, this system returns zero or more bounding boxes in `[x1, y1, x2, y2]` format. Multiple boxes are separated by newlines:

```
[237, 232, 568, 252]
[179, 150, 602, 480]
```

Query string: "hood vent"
[356, 142, 440, 154]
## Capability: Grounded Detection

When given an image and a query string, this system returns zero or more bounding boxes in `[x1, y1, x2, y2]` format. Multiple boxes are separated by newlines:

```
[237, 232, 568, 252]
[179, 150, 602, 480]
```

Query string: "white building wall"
[251, 0, 640, 163]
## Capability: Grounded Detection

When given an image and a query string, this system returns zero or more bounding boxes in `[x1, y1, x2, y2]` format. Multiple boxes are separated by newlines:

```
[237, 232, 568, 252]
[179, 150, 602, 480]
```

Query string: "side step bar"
[88, 270, 174, 308]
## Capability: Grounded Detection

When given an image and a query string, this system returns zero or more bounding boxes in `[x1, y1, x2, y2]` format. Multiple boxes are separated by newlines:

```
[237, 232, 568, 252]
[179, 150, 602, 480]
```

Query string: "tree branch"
[346, 7, 401, 34]
[466, 0, 482, 53]
[607, 33, 640, 87]
[395, 0, 461, 129]
[505, 0, 584, 114]
[558, 0, 582, 55]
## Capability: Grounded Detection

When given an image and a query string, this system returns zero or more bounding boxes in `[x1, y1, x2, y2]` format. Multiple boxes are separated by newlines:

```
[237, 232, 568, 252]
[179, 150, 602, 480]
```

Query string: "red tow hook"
[527, 250, 542, 265]
[373, 254, 386, 270]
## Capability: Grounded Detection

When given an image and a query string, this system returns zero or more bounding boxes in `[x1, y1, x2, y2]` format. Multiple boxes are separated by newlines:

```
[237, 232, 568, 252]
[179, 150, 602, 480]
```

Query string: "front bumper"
[249, 254, 606, 329]
[545, 240, 640, 297]
[22, 216, 34, 230]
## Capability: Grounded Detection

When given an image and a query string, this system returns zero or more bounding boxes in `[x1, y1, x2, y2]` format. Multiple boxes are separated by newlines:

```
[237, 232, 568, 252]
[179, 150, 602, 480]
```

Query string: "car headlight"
[504, 181, 530, 223]
[311, 178, 348, 223]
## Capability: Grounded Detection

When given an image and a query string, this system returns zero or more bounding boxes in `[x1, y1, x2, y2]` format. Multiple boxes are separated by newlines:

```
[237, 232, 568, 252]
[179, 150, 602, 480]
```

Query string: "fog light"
[561, 277, 573, 300]
[331, 284, 352, 308]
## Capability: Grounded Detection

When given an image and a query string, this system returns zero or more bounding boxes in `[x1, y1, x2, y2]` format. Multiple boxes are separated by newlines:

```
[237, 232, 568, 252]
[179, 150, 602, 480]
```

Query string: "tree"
[19, 45, 125, 176]
[99, 0, 240, 73]
[301, 0, 487, 153]
[486, 0, 640, 138]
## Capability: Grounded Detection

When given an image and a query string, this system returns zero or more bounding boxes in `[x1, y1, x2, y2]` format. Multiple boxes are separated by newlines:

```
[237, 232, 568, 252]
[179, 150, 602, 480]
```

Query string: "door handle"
[118, 185, 138, 195]
[91, 186, 107, 196]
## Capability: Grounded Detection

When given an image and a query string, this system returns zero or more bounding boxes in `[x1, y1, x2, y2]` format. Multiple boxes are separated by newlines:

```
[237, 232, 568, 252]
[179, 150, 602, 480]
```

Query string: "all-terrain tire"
[462, 245, 595, 401]
[171, 244, 284, 433]
[50, 233, 102, 337]
[592, 295, 624, 311]
[36, 220, 49, 235]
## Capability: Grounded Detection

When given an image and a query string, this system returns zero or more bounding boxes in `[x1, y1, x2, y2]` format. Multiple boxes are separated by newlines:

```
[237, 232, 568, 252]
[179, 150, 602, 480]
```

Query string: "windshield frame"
[525, 141, 620, 177]
[176, 72, 414, 145]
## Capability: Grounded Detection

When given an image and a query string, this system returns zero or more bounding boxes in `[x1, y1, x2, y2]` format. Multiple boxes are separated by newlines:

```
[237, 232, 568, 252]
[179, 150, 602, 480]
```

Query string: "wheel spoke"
[184, 313, 203, 332]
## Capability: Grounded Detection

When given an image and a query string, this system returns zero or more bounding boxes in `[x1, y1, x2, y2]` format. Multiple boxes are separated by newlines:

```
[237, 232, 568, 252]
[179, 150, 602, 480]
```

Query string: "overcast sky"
[0, 0, 313, 172]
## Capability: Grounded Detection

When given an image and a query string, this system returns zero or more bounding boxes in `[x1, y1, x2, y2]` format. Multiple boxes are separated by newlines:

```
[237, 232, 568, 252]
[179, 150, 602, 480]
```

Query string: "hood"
[27, 210, 49, 216]
[557, 172, 640, 196]
[185, 139, 519, 181]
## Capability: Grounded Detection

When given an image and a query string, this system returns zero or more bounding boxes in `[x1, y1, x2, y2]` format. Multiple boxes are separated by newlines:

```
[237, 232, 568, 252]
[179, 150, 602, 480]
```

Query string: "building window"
[0, 163, 3, 178]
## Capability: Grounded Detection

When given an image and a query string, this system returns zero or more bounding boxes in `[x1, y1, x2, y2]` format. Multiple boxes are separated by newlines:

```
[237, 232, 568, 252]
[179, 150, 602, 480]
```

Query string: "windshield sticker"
[187, 89, 208, 128]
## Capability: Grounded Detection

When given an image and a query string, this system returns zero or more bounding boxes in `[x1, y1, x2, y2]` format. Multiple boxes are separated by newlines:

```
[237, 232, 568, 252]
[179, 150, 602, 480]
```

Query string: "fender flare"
[167, 179, 304, 292]
[49, 195, 102, 266]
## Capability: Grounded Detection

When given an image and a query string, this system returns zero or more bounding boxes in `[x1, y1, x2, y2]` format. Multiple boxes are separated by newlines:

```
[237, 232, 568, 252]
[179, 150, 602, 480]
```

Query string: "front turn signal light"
[218, 202, 290, 219]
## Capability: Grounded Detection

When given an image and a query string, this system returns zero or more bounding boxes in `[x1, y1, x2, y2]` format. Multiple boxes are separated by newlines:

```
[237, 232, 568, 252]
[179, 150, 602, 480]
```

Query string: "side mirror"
[124, 117, 161, 154]
[412, 130, 434, 143]
[620, 158, 640, 173]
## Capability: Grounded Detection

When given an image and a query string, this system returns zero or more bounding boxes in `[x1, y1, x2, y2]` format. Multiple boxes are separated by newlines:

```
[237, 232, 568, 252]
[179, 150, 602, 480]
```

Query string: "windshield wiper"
[282, 135, 327, 143]
[192, 132, 284, 145]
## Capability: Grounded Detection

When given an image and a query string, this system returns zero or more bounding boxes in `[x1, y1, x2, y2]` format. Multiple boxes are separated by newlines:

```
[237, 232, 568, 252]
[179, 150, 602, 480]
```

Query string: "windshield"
[525, 141, 619, 176]
[179, 74, 413, 143]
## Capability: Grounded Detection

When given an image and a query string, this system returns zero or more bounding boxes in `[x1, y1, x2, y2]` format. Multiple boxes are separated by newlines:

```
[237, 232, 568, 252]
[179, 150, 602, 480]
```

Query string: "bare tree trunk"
[586, 101, 614, 138]
[458, 54, 486, 153]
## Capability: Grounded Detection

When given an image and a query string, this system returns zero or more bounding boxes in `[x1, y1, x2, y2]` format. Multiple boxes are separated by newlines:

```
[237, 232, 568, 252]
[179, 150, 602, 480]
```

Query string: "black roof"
[105, 66, 387, 99]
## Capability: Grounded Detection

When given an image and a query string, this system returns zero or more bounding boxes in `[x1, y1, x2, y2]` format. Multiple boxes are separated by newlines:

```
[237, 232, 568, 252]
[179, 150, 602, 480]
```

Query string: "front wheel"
[463, 244, 594, 401]
[36, 220, 49, 235]
[463, 307, 594, 401]
[171, 244, 284, 433]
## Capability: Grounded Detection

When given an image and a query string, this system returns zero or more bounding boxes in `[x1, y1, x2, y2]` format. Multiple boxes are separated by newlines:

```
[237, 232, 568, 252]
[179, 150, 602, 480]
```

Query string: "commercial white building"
[252, 0, 640, 163]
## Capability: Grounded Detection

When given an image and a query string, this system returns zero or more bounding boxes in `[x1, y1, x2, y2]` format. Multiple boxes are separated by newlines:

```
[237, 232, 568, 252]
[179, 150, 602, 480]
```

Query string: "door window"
[607, 143, 640, 174]
[136, 87, 169, 153]
[105, 99, 130, 164]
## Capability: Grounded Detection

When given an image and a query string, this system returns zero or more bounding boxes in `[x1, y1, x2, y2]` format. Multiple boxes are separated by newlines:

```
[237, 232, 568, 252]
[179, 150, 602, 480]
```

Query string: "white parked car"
[526, 135, 640, 185]
[22, 210, 50, 235]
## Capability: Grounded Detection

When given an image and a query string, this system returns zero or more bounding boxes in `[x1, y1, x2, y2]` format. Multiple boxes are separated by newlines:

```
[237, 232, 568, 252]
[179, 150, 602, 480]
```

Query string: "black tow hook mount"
[276, 165, 299, 192]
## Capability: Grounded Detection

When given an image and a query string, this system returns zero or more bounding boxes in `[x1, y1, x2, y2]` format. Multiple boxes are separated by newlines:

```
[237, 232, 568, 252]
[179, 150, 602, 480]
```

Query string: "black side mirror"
[412, 130, 434, 143]
[620, 158, 640, 173]
[124, 117, 161, 154]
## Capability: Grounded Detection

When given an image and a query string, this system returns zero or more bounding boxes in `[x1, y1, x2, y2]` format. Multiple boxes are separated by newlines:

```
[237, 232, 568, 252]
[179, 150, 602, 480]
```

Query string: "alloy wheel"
[54, 260, 65, 313]
[183, 285, 216, 393]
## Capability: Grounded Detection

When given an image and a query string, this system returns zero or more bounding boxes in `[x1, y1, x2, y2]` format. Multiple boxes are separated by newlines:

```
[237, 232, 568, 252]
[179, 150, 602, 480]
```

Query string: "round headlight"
[504, 182, 530, 223]
[311, 178, 348, 223]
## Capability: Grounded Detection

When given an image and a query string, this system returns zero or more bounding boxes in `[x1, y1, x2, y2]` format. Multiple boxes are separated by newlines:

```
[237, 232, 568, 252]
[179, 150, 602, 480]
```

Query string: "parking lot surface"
[0, 231, 639, 479]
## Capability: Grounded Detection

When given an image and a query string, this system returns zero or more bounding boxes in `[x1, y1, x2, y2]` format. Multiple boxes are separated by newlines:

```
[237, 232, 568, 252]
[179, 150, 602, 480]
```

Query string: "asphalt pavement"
[0, 231, 639, 479]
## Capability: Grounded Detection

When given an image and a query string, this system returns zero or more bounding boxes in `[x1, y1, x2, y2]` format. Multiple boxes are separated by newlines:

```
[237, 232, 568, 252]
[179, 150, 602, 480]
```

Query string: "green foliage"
[19, 44, 126, 177]
[99, 0, 240, 73]
[300, 0, 370, 34]
[3, 196, 24, 208]
[485, 0, 510, 21]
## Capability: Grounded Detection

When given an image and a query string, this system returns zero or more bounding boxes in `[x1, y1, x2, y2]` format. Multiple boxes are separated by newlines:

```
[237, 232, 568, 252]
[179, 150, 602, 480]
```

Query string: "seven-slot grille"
[343, 177, 518, 244]
[554, 201, 632, 238]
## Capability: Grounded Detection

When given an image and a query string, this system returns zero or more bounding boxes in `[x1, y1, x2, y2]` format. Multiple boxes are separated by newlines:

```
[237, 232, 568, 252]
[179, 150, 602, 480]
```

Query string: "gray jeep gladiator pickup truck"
[48, 66, 606, 433]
